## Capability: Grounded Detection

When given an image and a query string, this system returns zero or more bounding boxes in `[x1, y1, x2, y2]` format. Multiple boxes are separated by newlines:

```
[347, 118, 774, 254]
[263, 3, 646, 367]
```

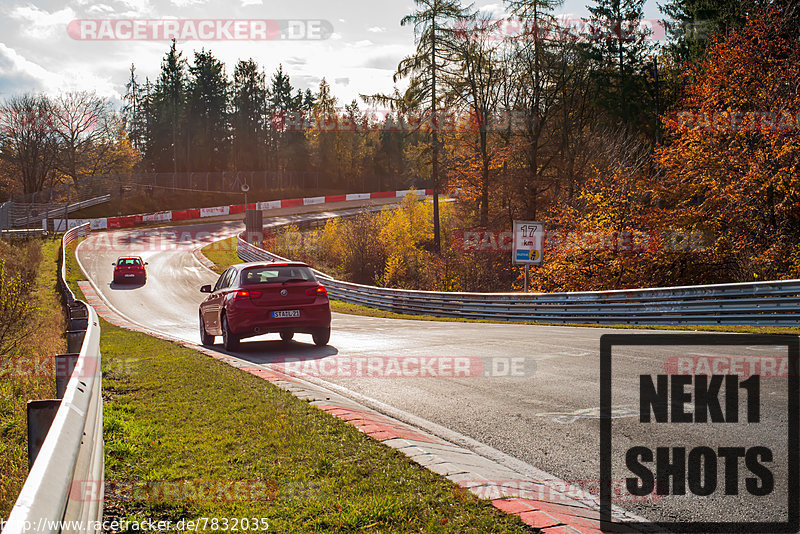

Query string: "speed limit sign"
[512, 221, 544, 265]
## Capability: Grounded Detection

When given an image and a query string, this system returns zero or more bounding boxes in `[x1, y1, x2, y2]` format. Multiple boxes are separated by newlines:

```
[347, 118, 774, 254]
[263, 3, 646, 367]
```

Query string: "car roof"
[117, 256, 143, 260]
[235, 261, 309, 270]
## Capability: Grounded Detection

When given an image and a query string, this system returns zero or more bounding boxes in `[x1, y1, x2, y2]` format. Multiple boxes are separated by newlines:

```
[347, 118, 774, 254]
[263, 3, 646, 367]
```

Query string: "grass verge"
[200, 237, 239, 274]
[0, 237, 66, 516]
[66, 240, 531, 532]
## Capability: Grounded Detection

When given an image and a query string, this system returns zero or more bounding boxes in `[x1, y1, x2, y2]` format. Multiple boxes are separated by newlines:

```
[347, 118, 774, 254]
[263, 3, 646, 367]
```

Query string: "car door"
[203, 268, 232, 333]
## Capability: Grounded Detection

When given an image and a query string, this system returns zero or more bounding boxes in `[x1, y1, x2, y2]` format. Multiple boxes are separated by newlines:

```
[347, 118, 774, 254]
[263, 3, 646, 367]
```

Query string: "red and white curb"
[55, 189, 433, 232]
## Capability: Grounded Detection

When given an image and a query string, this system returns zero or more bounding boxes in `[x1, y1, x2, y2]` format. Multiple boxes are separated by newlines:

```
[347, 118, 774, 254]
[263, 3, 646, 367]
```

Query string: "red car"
[199, 262, 331, 350]
[113, 256, 147, 284]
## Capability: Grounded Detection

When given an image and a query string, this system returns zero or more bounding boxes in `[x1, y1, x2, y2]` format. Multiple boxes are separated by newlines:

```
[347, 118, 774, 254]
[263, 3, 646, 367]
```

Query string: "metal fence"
[10, 171, 327, 206]
[237, 233, 800, 327]
[5, 223, 103, 534]
[8, 195, 111, 229]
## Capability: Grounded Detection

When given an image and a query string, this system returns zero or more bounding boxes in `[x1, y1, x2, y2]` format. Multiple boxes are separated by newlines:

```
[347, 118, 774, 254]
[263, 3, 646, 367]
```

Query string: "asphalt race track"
[76, 214, 795, 529]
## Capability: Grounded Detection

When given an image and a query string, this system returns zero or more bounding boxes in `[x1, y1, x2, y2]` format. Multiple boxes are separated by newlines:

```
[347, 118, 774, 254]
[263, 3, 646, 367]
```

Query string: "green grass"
[200, 237, 239, 274]
[64, 238, 85, 296]
[0, 237, 66, 516]
[65, 240, 531, 532]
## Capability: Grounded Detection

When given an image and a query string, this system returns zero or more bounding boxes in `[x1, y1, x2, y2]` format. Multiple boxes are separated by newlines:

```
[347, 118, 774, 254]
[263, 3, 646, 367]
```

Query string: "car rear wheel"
[280, 331, 294, 342]
[312, 327, 330, 346]
[222, 314, 239, 351]
[199, 314, 214, 347]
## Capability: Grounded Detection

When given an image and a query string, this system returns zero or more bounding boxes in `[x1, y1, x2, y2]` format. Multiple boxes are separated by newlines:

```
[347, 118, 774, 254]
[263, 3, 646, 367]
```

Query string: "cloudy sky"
[0, 0, 663, 108]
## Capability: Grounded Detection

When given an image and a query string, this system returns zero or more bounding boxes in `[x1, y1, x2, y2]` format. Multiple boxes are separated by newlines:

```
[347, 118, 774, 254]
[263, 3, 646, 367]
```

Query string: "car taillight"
[234, 290, 262, 301]
[306, 286, 327, 296]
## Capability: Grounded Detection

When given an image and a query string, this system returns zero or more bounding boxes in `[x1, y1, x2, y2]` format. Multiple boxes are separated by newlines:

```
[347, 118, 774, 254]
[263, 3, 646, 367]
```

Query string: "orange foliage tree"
[656, 8, 800, 280]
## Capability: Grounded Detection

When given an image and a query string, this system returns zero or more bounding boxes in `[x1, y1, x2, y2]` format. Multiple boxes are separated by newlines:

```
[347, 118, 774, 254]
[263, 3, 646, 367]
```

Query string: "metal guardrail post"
[55, 354, 80, 399]
[26, 400, 60, 469]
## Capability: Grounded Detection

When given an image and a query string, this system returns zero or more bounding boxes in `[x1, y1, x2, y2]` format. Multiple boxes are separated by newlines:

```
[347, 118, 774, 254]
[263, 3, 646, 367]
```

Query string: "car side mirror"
[112, 262, 116, 266]
[200, 285, 212, 293]
[145, 262, 149, 265]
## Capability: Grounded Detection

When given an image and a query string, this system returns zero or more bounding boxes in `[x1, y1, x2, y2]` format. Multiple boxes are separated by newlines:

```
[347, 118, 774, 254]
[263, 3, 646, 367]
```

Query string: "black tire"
[221, 314, 239, 351]
[312, 327, 330, 346]
[280, 331, 294, 342]
[199, 314, 214, 347]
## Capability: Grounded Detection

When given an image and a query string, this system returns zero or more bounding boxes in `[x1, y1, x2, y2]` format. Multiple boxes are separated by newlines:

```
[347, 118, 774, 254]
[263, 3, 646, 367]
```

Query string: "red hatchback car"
[113, 256, 147, 284]
[199, 262, 331, 350]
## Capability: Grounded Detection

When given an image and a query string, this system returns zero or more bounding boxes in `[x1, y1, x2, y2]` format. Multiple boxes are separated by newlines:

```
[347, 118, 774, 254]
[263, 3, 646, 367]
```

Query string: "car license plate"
[272, 310, 299, 318]
[124, 274, 135, 278]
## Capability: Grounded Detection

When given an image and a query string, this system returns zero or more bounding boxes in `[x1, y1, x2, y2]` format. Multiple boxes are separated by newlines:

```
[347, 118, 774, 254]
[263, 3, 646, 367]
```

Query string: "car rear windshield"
[241, 265, 316, 285]
[118, 258, 142, 266]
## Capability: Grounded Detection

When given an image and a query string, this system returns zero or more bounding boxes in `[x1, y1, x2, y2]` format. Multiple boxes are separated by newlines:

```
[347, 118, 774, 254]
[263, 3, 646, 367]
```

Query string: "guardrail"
[9, 195, 112, 229]
[237, 233, 800, 327]
[4, 223, 103, 534]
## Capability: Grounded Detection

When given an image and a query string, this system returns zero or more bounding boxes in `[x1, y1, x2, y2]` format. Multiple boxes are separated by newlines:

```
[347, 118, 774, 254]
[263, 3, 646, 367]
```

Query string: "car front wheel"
[222, 314, 240, 351]
[312, 327, 330, 346]
[199, 314, 214, 347]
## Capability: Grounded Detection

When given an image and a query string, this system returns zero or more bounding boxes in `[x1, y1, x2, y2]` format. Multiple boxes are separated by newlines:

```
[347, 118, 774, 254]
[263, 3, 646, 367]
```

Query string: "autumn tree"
[657, 8, 800, 280]
[0, 94, 58, 194]
[51, 91, 135, 184]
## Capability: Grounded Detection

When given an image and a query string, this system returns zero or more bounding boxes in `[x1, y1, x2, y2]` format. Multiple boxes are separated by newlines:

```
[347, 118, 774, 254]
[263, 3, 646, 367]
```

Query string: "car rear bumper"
[226, 303, 331, 338]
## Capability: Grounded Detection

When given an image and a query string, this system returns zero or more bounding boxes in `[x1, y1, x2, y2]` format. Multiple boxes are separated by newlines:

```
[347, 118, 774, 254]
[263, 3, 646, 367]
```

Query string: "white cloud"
[367, 26, 386, 33]
[241, 0, 263, 5]
[87, 4, 116, 15]
[9, 5, 76, 40]
[0, 42, 56, 94]
[170, 0, 207, 6]
[477, 3, 505, 16]
[114, 0, 153, 17]
[0, 43, 119, 99]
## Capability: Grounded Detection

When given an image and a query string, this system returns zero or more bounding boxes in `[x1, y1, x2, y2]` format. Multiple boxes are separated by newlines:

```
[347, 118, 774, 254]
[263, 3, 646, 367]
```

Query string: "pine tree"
[122, 64, 146, 154]
[396, 0, 470, 252]
[586, 0, 654, 130]
[187, 49, 230, 171]
[150, 40, 187, 172]
[232, 59, 267, 171]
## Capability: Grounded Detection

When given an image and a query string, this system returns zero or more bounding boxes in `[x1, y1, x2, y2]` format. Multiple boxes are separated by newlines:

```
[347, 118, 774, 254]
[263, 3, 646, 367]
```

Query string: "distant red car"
[199, 262, 332, 350]
[113, 256, 147, 284]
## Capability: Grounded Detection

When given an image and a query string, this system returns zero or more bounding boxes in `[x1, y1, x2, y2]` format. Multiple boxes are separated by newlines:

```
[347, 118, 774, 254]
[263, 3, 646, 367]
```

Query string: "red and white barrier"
[52, 189, 434, 233]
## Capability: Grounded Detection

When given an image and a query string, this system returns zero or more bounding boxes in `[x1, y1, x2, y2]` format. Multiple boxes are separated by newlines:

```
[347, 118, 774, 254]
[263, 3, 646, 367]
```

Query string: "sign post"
[512, 220, 544, 292]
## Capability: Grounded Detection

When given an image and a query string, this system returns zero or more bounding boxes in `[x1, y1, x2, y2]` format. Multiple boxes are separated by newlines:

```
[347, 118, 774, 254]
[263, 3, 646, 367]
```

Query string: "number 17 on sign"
[513, 221, 545, 292]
